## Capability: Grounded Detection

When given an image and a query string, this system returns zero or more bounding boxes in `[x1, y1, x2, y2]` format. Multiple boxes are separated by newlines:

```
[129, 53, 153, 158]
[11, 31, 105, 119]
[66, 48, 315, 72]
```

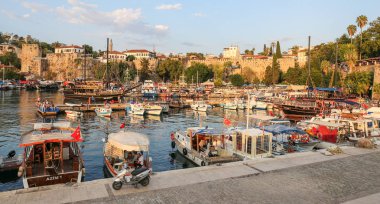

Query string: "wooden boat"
[63, 81, 123, 100]
[154, 102, 169, 113]
[169, 100, 185, 109]
[173, 127, 240, 166]
[37, 107, 60, 116]
[19, 122, 85, 188]
[104, 131, 152, 177]
[95, 107, 112, 117]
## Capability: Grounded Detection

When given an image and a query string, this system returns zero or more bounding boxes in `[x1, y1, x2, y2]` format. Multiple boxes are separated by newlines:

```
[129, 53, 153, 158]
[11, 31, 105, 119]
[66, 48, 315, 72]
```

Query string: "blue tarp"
[263, 125, 305, 135]
[307, 87, 339, 92]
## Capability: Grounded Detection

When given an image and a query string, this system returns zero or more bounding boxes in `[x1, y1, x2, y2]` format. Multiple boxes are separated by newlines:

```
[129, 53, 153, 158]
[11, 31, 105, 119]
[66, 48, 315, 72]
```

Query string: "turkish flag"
[120, 123, 125, 129]
[71, 126, 82, 141]
[224, 118, 231, 126]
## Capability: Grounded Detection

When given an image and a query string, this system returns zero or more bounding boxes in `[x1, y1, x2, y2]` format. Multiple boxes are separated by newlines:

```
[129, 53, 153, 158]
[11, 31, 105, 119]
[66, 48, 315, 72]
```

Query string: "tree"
[242, 67, 258, 84]
[139, 58, 151, 81]
[186, 52, 205, 60]
[126, 55, 136, 61]
[275, 41, 282, 58]
[0, 52, 21, 68]
[344, 71, 372, 96]
[82, 44, 93, 54]
[229, 74, 244, 87]
[347, 24, 357, 44]
[184, 63, 213, 83]
[39, 42, 53, 57]
[223, 61, 233, 81]
[356, 15, 368, 60]
[156, 59, 184, 82]
[361, 17, 380, 59]
[283, 64, 306, 85]
[263, 62, 281, 85]
[290, 46, 300, 55]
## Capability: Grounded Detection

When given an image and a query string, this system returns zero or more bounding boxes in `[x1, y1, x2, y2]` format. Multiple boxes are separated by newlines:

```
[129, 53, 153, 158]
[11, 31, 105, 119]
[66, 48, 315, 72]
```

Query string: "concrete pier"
[1, 147, 380, 204]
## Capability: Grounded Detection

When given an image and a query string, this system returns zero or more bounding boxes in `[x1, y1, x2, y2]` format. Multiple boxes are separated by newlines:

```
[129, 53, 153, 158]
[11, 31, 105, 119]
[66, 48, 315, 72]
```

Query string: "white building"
[108, 51, 126, 61]
[223, 45, 240, 59]
[55, 45, 84, 54]
[124, 49, 155, 59]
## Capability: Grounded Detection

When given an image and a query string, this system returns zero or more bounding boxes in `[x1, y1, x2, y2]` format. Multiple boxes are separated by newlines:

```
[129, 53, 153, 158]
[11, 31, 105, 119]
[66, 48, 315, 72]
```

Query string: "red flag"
[120, 123, 125, 129]
[224, 118, 231, 126]
[71, 126, 82, 141]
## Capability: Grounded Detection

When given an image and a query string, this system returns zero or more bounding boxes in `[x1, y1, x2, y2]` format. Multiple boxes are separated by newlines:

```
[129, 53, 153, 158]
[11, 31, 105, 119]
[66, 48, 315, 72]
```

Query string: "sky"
[1, 0, 380, 55]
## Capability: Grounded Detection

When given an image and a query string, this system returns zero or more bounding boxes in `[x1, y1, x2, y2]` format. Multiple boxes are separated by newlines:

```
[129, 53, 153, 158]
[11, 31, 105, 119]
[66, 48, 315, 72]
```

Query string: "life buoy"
[201, 161, 206, 166]
[183, 148, 187, 155]
[300, 135, 309, 143]
[170, 132, 175, 141]
[171, 141, 176, 149]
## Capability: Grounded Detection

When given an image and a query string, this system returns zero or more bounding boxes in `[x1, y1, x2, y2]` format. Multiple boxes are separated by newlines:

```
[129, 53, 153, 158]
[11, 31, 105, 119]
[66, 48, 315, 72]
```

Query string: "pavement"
[1, 146, 380, 204]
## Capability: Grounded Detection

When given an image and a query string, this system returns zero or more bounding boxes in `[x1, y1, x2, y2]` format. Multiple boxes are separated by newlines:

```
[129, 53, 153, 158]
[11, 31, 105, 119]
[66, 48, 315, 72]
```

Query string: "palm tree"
[356, 15, 368, 60]
[347, 24, 357, 44]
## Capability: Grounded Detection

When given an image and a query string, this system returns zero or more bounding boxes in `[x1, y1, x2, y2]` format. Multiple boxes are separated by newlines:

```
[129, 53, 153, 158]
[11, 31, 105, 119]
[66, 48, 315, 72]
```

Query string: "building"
[106, 51, 126, 61]
[55, 45, 84, 54]
[124, 49, 156, 59]
[223, 45, 240, 59]
[0, 43, 20, 56]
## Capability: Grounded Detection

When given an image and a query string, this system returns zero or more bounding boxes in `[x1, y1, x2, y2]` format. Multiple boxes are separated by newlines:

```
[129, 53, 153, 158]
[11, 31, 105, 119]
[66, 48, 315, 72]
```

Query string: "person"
[134, 152, 143, 168]
[123, 158, 128, 170]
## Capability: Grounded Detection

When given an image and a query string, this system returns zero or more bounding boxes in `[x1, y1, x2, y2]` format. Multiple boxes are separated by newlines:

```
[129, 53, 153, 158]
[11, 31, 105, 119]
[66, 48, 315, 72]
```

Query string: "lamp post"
[271, 42, 276, 85]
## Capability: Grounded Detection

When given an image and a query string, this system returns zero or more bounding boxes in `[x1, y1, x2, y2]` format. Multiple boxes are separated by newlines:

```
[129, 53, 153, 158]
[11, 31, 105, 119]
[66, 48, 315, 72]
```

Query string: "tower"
[108, 39, 113, 51]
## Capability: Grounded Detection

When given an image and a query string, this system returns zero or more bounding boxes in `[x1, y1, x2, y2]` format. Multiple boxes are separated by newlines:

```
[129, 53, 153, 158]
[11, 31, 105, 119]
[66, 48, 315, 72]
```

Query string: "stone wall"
[20, 44, 42, 74]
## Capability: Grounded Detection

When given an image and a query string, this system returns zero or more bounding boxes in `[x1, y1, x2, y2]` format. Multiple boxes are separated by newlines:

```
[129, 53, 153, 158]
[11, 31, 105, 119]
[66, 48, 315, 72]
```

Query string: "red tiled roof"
[125, 49, 150, 53]
[108, 51, 123, 55]
[56, 45, 83, 49]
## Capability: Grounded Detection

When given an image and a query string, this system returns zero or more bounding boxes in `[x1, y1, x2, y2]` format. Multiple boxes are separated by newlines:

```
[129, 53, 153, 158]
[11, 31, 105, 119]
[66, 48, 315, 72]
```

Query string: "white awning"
[107, 131, 150, 152]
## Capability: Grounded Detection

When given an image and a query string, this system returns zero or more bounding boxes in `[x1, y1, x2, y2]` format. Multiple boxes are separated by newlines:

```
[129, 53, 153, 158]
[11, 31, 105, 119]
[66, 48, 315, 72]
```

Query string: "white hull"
[65, 110, 83, 117]
[145, 109, 162, 115]
[255, 101, 267, 110]
[191, 105, 208, 112]
[131, 109, 145, 115]
[224, 104, 238, 110]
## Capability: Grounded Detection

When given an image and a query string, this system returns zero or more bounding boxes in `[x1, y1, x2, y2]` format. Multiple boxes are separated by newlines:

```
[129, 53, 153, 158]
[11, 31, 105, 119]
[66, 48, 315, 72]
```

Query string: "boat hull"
[95, 108, 112, 117]
[23, 171, 82, 188]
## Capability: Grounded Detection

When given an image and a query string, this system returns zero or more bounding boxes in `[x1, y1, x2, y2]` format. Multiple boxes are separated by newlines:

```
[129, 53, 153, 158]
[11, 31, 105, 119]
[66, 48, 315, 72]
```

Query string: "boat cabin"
[247, 115, 290, 127]
[104, 131, 152, 177]
[20, 122, 84, 188]
[228, 128, 272, 159]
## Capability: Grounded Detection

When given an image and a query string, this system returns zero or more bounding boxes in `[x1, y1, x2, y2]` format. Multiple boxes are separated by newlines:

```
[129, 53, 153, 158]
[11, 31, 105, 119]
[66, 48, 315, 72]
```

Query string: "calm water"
[0, 90, 259, 192]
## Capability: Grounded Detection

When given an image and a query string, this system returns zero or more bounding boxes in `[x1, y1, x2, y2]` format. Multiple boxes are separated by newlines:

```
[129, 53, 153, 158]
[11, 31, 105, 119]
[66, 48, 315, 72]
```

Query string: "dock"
[1, 146, 380, 203]
[56, 103, 128, 112]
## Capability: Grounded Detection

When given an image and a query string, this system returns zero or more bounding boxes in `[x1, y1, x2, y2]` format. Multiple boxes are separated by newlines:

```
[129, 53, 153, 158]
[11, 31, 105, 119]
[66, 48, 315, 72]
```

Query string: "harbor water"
[0, 90, 260, 192]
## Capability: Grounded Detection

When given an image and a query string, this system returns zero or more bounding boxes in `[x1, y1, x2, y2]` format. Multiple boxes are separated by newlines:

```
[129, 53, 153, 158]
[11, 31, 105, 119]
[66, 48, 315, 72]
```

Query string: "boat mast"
[306, 36, 314, 97]
[106, 38, 109, 89]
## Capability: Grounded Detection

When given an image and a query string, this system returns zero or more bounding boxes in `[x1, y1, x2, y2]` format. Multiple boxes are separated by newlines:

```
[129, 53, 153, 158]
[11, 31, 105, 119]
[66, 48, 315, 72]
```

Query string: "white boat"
[191, 101, 208, 112]
[255, 101, 267, 110]
[144, 104, 162, 115]
[103, 131, 152, 177]
[223, 102, 238, 110]
[172, 127, 240, 166]
[237, 99, 246, 110]
[65, 110, 83, 117]
[95, 107, 112, 117]
[155, 102, 169, 113]
[130, 103, 145, 116]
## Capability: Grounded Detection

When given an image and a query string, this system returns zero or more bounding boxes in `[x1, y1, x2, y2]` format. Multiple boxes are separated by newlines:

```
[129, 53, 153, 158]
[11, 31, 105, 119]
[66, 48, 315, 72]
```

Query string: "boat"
[37, 105, 60, 116]
[65, 110, 83, 118]
[141, 80, 158, 98]
[169, 100, 185, 109]
[237, 100, 247, 110]
[172, 127, 240, 166]
[0, 150, 22, 173]
[19, 122, 84, 188]
[154, 101, 169, 113]
[95, 107, 112, 117]
[191, 101, 208, 112]
[63, 81, 124, 100]
[130, 103, 145, 116]
[104, 131, 152, 177]
[223, 101, 238, 110]
[143, 104, 163, 115]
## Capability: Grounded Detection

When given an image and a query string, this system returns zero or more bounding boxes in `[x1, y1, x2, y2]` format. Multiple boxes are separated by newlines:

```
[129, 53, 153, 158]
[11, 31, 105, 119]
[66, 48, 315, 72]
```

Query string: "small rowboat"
[95, 107, 112, 117]
[66, 110, 83, 117]
[37, 107, 60, 116]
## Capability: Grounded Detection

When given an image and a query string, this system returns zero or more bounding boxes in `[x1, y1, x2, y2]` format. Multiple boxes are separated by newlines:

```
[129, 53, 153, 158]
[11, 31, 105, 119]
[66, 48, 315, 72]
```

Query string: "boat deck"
[28, 158, 77, 177]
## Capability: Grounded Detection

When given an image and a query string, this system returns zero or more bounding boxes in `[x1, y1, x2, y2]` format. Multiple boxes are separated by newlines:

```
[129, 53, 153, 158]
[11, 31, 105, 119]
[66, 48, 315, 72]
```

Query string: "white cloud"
[22, 13, 31, 18]
[155, 25, 169, 31]
[193, 12, 205, 17]
[21, 1, 50, 13]
[156, 4, 182, 10]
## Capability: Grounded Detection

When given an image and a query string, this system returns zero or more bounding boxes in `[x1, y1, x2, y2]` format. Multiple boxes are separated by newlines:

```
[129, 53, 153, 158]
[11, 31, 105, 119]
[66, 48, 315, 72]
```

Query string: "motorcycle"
[112, 167, 151, 190]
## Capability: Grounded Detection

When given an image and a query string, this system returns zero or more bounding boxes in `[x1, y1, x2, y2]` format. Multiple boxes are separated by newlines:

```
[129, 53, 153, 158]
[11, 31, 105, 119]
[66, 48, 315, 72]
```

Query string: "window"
[236, 133, 242, 151]
[247, 137, 252, 154]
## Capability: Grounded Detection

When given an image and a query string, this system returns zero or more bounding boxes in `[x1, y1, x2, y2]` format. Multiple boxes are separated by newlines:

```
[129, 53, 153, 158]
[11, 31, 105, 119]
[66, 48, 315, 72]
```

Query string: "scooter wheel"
[112, 181, 123, 190]
[140, 176, 150, 186]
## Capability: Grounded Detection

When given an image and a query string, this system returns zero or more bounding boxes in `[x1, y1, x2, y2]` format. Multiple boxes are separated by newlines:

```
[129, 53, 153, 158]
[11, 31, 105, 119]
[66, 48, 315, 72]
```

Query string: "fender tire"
[171, 141, 176, 149]
[112, 181, 122, 190]
[140, 176, 150, 187]
[201, 161, 206, 166]
[183, 148, 188, 156]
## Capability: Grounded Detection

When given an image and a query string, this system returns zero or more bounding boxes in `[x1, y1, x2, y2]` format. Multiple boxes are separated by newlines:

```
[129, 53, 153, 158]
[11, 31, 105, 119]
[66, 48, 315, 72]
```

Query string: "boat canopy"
[263, 125, 306, 135]
[20, 122, 78, 147]
[306, 120, 345, 128]
[107, 131, 150, 152]
[241, 128, 272, 136]
[307, 87, 340, 92]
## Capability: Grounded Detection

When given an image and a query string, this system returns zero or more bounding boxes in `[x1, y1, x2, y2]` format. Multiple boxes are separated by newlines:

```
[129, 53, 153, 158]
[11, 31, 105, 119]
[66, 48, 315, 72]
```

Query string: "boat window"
[247, 137, 252, 154]
[368, 122, 373, 128]
[236, 133, 242, 151]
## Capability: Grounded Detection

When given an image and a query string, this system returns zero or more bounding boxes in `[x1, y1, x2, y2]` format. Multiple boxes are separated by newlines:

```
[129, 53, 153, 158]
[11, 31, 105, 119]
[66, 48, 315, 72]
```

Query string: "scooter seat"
[131, 167, 148, 176]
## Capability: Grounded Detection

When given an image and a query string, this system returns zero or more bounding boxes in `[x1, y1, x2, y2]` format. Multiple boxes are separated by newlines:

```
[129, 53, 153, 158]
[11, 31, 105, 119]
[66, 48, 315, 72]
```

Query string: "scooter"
[112, 167, 151, 190]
